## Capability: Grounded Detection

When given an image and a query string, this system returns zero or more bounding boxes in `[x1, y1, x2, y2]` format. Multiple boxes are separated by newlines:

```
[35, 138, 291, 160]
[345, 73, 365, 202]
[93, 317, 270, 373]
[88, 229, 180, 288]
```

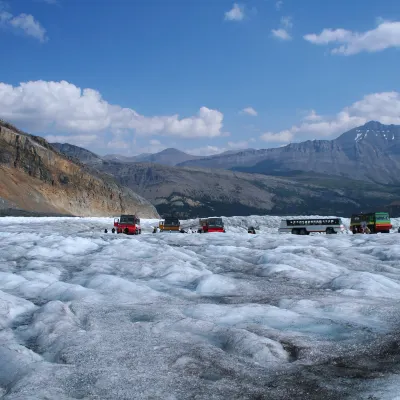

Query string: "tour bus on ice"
[279, 218, 345, 235]
[349, 212, 392, 234]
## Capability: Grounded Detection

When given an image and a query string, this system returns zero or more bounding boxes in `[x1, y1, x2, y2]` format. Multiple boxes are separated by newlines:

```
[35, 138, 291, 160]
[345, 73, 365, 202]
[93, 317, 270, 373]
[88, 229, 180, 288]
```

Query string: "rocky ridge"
[0, 120, 159, 218]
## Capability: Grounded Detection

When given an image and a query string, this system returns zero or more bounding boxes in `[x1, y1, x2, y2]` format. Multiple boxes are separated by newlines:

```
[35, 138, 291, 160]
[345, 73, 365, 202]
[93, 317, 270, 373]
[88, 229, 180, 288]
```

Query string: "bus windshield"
[375, 213, 390, 221]
[164, 217, 179, 226]
[120, 215, 136, 224]
[208, 218, 223, 227]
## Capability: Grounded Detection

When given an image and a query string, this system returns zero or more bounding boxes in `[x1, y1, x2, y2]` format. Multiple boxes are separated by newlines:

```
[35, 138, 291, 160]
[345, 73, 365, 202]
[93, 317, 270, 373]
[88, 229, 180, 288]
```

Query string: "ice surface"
[0, 215, 400, 399]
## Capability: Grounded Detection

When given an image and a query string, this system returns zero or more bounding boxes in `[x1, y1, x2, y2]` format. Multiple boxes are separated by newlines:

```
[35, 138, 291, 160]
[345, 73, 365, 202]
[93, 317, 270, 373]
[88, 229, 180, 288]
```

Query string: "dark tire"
[124, 228, 129, 234]
[299, 228, 308, 235]
[112, 228, 115, 234]
[326, 227, 335, 234]
[291, 229, 298, 235]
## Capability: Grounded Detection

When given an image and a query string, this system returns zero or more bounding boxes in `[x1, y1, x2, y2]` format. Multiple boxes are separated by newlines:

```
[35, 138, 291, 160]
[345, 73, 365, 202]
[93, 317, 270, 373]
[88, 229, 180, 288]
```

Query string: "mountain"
[102, 148, 202, 166]
[51, 142, 104, 166]
[177, 121, 400, 184]
[102, 153, 152, 163]
[95, 161, 400, 218]
[0, 120, 159, 218]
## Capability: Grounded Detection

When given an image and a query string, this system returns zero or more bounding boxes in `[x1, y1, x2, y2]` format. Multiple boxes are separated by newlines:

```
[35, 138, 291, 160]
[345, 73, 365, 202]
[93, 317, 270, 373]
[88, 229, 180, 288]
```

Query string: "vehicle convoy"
[157, 216, 181, 232]
[113, 215, 141, 235]
[350, 212, 392, 233]
[198, 217, 225, 233]
[278, 218, 345, 235]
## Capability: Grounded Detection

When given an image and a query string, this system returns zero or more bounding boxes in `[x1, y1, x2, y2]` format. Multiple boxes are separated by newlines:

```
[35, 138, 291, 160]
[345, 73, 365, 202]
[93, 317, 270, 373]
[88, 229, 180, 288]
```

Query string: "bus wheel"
[291, 229, 298, 235]
[326, 227, 335, 234]
[299, 228, 307, 235]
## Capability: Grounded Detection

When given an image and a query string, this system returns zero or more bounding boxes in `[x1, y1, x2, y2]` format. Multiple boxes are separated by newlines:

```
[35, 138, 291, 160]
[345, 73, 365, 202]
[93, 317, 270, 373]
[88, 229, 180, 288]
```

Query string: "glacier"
[1, 215, 400, 399]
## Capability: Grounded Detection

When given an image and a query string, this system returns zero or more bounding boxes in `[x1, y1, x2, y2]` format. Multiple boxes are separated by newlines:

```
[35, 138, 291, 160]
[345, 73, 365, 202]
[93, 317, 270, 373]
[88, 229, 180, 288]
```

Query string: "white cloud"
[260, 91, 400, 143]
[45, 134, 98, 147]
[224, 3, 245, 21]
[304, 20, 400, 55]
[272, 16, 292, 40]
[304, 109, 323, 122]
[275, 1, 283, 10]
[132, 139, 166, 155]
[272, 28, 291, 40]
[106, 139, 130, 150]
[260, 130, 293, 143]
[240, 107, 258, 116]
[0, 80, 225, 140]
[0, 10, 47, 42]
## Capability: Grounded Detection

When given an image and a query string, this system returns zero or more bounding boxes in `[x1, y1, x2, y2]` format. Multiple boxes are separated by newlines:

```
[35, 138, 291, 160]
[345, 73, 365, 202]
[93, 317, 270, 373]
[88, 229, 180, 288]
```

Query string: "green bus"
[350, 212, 392, 234]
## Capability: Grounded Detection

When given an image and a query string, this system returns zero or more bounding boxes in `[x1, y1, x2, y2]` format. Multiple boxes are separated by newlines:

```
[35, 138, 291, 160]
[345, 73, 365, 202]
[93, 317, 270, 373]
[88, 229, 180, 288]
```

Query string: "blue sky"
[1, 0, 400, 156]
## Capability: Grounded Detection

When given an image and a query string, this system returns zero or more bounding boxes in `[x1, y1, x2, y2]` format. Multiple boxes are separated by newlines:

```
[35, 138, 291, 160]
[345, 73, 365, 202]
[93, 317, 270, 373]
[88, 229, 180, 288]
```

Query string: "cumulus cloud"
[260, 91, 400, 143]
[224, 3, 245, 21]
[304, 20, 400, 55]
[240, 107, 258, 116]
[0, 80, 225, 142]
[272, 16, 293, 40]
[0, 8, 47, 42]
[275, 1, 283, 10]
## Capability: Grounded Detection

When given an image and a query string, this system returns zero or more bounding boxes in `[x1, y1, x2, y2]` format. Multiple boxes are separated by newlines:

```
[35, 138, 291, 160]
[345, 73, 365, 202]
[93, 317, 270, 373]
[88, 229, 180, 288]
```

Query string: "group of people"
[152, 226, 195, 233]
[352, 222, 371, 234]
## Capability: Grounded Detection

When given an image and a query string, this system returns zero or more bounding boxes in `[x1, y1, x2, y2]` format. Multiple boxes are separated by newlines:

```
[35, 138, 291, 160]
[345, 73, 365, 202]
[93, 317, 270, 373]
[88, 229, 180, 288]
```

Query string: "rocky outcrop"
[0, 121, 159, 218]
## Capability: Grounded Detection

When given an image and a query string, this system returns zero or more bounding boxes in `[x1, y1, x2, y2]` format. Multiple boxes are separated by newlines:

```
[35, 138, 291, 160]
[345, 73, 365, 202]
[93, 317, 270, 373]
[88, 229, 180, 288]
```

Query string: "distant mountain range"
[52, 121, 400, 185]
[48, 121, 400, 218]
[177, 121, 400, 184]
[102, 148, 203, 166]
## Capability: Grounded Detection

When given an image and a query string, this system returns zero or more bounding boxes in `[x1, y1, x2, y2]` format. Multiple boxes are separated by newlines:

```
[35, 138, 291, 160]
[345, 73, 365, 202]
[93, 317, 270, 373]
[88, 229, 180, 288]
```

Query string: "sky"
[1, 0, 400, 156]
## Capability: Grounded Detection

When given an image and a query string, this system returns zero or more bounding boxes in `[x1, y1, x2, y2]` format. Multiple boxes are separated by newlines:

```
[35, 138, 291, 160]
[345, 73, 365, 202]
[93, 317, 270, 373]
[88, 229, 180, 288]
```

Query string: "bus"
[278, 218, 345, 235]
[198, 217, 225, 233]
[159, 216, 181, 232]
[349, 212, 392, 234]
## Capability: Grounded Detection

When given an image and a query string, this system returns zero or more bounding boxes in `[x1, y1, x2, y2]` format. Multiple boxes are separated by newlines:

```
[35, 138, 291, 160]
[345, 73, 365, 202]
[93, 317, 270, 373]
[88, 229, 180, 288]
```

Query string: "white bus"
[278, 218, 345, 235]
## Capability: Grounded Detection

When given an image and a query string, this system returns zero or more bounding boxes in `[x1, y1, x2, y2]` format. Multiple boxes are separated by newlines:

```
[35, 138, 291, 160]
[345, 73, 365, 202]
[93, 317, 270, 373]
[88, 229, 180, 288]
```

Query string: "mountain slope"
[96, 161, 399, 218]
[0, 121, 159, 217]
[102, 148, 202, 166]
[178, 121, 400, 184]
[51, 142, 104, 166]
[102, 153, 151, 163]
